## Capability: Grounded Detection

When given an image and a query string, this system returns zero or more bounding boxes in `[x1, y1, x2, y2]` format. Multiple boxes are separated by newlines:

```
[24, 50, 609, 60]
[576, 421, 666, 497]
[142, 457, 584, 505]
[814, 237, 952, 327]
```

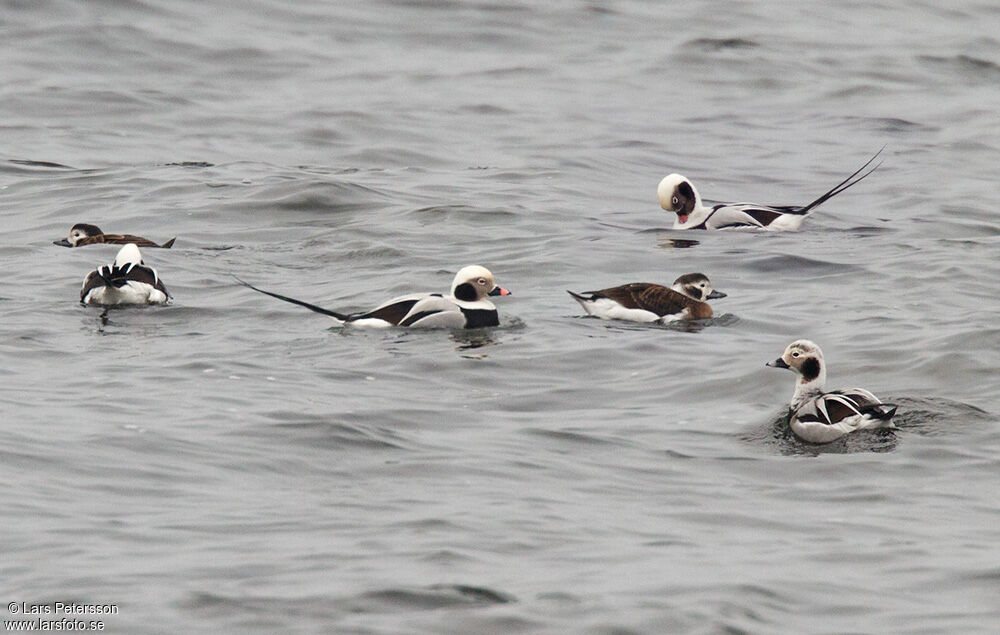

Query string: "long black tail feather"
[232, 275, 351, 320]
[795, 146, 884, 215]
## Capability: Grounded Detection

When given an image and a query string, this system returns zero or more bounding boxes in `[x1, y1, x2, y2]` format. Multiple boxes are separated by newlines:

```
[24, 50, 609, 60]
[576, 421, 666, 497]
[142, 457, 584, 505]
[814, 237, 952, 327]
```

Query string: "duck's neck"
[669, 282, 693, 299]
[790, 372, 826, 410]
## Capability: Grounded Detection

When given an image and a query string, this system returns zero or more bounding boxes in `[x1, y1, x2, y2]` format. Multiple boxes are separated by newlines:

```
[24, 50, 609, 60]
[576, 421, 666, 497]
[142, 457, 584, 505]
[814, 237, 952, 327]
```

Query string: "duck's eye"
[477, 278, 487, 286]
[791, 352, 800, 358]
[671, 196, 679, 205]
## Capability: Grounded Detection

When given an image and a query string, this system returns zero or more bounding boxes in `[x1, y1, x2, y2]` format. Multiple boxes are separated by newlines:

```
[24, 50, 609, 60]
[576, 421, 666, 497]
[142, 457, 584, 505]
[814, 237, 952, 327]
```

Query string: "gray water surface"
[2, 1, 999, 633]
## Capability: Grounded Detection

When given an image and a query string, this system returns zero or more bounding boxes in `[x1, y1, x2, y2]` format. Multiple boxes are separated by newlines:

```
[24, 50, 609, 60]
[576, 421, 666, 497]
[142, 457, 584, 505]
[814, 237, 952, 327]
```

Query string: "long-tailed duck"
[767, 339, 897, 443]
[657, 149, 882, 230]
[55, 223, 176, 248]
[81, 243, 170, 305]
[235, 265, 510, 329]
[567, 273, 725, 323]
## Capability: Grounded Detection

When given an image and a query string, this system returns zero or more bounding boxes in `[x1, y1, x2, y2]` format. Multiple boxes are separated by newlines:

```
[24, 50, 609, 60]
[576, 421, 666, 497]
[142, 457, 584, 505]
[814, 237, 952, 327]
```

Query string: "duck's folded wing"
[106, 264, 168, 298]
[132, 265, 169, 296]
[78, 234, 165, 248]
[80, 270, 104, 301]
[589, 283, 657, 310]
[838, 389, 897, 420]
[817, 394, 865, 425]
[359, 293, 436, 325]
[592, 283, 691, 317]
[636, 285, 695, 317]
[708, 205, 785, 229]
[396, 295, 465, 327]
[801, 392, 876, 425]
[838, 388, 880, 404]
[123, 264, 159, 287]
[798, 391, 897, 430]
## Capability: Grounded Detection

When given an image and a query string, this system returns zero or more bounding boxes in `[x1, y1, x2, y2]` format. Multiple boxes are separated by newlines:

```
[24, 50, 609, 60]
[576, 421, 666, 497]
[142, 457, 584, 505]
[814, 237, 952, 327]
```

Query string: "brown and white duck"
[55, 223, 175, 248]
[567, 273, 725, 323]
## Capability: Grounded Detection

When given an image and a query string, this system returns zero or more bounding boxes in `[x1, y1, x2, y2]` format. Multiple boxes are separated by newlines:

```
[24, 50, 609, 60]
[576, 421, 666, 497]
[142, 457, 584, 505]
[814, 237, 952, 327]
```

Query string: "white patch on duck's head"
[62, 223, 103, 246]
[657, 174, 702, 225]
[114, 243, 144, 268]
[450, 265, 509, 302]
[671, 272, 725, 302]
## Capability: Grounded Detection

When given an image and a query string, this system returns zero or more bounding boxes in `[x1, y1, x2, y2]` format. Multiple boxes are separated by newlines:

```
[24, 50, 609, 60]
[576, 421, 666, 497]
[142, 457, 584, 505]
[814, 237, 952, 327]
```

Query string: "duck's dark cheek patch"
[453, 283, 478, 302]
[685, 197, 696, 215]
[801, 358, 821, 381]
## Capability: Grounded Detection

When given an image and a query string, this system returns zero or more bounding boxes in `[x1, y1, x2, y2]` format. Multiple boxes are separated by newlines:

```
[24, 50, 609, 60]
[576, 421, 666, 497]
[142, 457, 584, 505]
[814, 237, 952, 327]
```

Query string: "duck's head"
[657, 174, 704, 228]
[54, 223, 103, 247]
[767, 339, 825, 384]
[671, 272, 726, 302]
[451, 265, 510, 302]
[113, 243, 144, 268]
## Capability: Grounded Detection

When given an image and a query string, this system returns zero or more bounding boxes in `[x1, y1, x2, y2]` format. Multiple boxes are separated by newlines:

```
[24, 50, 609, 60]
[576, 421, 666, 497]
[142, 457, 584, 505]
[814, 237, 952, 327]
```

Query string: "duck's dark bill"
[707, 290, 727, 299]
[53, 238, 72, 247]
[489, 287, 511, 296]
[767, 358, 790, 369]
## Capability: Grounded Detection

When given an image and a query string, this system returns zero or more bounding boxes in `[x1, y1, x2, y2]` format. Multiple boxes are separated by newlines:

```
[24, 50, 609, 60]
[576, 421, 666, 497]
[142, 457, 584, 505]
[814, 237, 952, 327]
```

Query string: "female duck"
[56, 223, 175, 248]
[568, 273, 725, 323]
